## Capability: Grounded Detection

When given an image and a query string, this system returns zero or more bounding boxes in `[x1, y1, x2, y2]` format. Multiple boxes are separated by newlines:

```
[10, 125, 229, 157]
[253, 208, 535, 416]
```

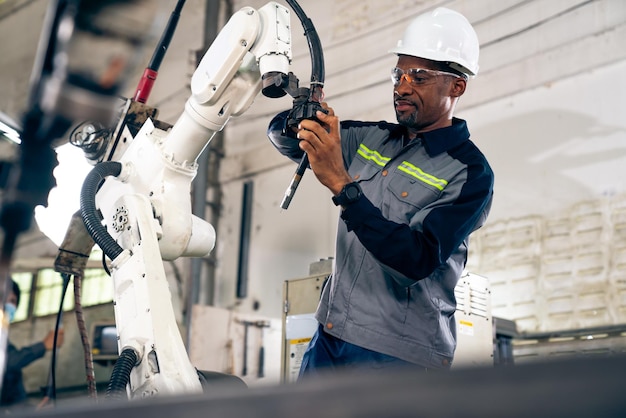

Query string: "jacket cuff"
[339, 195, 374, 231]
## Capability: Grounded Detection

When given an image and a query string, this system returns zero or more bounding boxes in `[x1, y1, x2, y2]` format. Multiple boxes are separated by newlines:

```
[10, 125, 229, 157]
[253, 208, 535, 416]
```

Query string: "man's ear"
[450, 77, 467, 97]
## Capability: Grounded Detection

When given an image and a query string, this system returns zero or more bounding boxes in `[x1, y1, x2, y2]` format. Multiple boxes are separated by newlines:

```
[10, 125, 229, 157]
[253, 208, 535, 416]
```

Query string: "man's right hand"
[42, 328, 64, 351]
[297, 104, 352, 195]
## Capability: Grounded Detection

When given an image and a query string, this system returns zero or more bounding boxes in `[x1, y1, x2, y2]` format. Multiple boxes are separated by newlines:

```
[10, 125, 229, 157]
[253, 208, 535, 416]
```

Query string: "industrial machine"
[58, 0, 325, 400]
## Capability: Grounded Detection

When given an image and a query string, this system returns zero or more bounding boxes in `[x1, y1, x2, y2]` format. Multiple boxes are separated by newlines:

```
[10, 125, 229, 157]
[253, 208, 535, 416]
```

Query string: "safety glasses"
[391, 67, 460, 86]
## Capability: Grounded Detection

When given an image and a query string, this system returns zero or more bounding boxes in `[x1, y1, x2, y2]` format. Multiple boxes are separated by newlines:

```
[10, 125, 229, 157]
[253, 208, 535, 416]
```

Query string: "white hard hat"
[389, 7, 480, 77]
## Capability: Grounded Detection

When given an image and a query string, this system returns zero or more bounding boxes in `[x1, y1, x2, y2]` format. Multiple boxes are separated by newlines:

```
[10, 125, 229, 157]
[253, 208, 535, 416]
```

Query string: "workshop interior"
[0, 0, 625, 416]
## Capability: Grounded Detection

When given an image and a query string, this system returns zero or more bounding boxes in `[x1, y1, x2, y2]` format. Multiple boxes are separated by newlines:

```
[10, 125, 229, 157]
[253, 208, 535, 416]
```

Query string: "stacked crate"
[467, 216, 543, 331]
[570, 200, 612, 328]
[538, 215, 574, 331]
[468, 193, 626, 334]
[610, 195, 626, 323]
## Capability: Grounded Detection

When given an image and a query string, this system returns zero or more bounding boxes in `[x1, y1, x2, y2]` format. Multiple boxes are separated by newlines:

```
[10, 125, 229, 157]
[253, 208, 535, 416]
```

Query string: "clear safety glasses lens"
[391, 67, 459, 86]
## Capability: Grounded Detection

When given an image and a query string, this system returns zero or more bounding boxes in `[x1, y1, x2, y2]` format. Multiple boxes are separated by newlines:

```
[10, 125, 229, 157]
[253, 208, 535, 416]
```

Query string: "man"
[267, 8, 493, 375]
[1, 279, 65, 407]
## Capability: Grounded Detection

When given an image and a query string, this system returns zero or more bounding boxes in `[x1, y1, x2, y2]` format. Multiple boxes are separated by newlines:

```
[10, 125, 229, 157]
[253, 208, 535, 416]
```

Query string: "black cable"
[101, 247, 111, 276]
[278, 1, 326, 210]
[80, 161, 124, 261]
[134, 0, 187, 103]
[147, 0, 186, 71]
[284, 0, 325, 85]
[43, 272, 71, 405]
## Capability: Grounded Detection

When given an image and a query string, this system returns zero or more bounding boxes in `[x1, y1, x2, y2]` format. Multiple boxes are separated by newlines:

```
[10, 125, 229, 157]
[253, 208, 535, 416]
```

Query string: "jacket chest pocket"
[348, 154, 383, 182]
[383, 169, 442, 224]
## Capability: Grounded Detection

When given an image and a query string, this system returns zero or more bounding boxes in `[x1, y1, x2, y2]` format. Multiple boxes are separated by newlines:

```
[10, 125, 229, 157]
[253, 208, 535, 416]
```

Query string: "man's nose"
[394, 76, 413, 95]
[399, 73, 413, 85]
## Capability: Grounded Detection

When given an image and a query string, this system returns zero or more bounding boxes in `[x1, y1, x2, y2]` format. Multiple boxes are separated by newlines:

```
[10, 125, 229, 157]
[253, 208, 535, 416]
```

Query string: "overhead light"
[0, 116, 22, 144]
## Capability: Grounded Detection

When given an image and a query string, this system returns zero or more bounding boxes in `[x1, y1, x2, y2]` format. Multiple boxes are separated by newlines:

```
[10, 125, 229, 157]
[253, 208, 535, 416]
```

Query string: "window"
[10, 272, 33, 322]
[80, 269, 114, 306]
[33, 269, 75, 316]
[10, 247, 113, 319]
[30, 268, 113, 318]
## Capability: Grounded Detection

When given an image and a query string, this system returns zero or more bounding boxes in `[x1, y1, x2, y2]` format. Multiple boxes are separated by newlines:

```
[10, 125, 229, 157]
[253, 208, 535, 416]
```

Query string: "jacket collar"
[384, 118, 470, 156]
[420, 118, 470, 156]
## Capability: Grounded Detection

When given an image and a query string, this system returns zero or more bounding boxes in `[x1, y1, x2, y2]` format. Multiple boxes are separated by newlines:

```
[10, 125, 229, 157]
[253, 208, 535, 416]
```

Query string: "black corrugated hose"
[79, 161, 124, 261]
[105, 348, 137, 401]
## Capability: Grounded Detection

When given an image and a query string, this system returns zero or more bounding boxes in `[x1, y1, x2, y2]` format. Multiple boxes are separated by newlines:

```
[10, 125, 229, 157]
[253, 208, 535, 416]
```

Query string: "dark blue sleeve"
[341, 166, 493, 281]
[340, 196, 440, 280]
[5, 342, 46, 372]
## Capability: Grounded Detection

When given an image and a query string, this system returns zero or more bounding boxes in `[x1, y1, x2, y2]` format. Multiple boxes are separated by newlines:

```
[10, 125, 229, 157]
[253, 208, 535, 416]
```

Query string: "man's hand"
[296, 103, 352, 195]
[42, 328, 64, 351]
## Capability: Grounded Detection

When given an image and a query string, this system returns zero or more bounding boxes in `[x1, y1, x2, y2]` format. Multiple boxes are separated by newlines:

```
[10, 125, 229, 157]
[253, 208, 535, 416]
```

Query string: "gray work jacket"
[268, 113, 494, 369]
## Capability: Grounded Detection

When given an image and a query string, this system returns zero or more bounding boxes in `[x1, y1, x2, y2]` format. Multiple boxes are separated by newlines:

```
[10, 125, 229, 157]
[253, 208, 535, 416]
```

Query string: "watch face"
[332, 182, 362, 206]
[346, 184, 360, 200]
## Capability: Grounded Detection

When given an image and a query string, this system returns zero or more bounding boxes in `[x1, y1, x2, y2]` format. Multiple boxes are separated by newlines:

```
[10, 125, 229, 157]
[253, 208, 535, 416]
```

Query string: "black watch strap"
[332, 182, 362, 206]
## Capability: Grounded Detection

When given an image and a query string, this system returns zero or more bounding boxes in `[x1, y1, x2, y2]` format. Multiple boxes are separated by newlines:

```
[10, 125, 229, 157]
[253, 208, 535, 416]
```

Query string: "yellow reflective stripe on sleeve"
[398, 161, 448, 190]
[356, 144, 391, 167]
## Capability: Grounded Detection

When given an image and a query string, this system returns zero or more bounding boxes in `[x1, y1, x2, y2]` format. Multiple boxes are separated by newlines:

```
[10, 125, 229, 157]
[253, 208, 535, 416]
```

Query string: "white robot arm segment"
[190, 7, 261, 105]
[165, 1, 291, 167]
[91, 2, 294, 399]
[253, 3, 292, 76]
[191, 3, 291, 105]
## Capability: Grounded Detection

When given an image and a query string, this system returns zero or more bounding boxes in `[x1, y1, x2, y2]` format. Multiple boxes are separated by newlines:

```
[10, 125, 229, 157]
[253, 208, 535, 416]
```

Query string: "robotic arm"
[79, 2, 299, 398]
[92, 2, 293, 262]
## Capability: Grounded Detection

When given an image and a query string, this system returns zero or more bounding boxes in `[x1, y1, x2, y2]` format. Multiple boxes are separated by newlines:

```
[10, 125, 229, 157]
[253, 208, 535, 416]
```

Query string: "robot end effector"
[165, 2, 293, 165]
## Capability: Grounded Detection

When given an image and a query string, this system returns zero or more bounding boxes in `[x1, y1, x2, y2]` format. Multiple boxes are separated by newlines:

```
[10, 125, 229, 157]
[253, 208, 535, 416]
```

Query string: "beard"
[395, 107, 420, 130]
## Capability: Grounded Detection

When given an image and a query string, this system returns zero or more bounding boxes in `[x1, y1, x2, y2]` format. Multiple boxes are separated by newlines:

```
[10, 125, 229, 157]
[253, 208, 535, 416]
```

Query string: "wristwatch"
[332, 182, 362, 207]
